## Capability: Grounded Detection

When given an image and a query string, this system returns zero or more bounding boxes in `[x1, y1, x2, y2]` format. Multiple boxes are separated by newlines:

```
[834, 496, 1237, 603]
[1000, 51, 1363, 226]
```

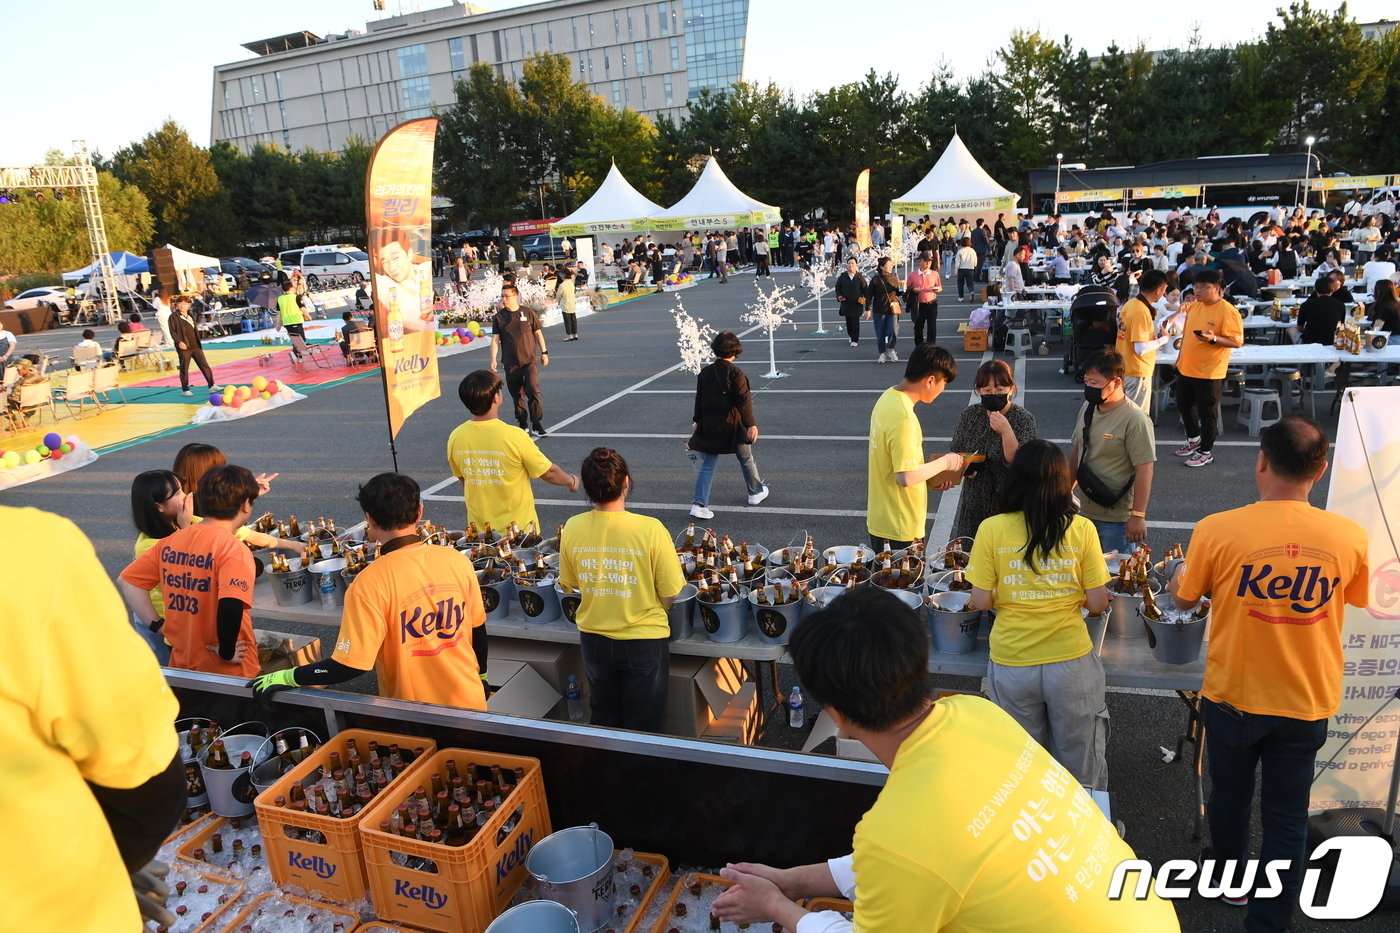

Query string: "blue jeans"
[1089, 519, 1135, 558]
[580, 632, 669, 731]
[872, 312, 894, 353]
[692, 446, 763, 507]
[131, 618, 171, 665]
[1202, 698, 1328, 933]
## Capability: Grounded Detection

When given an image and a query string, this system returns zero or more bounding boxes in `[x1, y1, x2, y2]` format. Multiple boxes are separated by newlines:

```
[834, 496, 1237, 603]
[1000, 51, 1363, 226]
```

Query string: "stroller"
[1062, 285, 1119, 382]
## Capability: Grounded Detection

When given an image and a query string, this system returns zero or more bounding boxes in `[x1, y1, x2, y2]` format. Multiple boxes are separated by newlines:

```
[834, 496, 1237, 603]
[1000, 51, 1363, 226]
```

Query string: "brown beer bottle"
[1141, 584, 1164, 621]
[288, 515, 301, 537]
[205, 740, 234, 770]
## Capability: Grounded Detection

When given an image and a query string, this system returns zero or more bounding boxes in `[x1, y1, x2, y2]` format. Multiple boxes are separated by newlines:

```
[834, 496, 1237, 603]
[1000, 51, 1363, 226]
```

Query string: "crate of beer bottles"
[218, 890, 360, 932]
[176, 812, 266, 874]
[805, 897, 855, 919]
[963, 328, 989, 351]
[358, 748, 551, 933]
[252, 729, 438, 903]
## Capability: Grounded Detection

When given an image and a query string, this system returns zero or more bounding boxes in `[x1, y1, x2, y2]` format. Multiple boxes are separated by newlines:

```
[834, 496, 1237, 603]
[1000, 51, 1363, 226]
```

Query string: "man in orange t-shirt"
[119, 464, 260, 677]
[249, 473, 487, 709]
[1115, 269, 1171, 410]
[1172, 269, 1243, 468]
[1169, 417, 1367, 930]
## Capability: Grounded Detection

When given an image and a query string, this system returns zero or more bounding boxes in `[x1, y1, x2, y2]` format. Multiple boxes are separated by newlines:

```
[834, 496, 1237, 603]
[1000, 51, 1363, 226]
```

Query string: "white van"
[298, 245, 371, 285]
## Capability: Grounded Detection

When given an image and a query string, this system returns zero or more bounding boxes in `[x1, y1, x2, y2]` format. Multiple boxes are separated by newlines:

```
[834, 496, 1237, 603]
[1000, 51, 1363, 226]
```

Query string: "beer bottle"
[296, 729, 315, 763]
[948, 570, 973, 592]
[1134, 557, 1150, 587]
[289, 515, 301, 538]
[205, 740, 233, 770]
[944, 547, 957, 570]
[1191, 600, 1210, 621]
[844, 571, 858, 591]
[1141, 584, 1163, 621]
[850, 553, 865, 573]
[756, 585, 770, 606]
[210, 832, 224, 854]
[825, 551, 838, 569]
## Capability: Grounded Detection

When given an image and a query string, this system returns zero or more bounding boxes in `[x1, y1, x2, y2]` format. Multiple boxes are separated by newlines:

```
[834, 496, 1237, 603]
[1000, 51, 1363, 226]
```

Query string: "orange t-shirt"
[1175, 298, 1243, 380]
[332, 542, 487, 709]
[1115, 296, 1157, 377]
[1177, 500, 1368, 720]
[120, 523, 258, 677]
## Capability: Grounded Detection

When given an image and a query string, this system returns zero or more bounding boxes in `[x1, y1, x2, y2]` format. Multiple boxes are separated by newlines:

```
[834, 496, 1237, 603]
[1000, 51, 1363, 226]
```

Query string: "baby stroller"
[1062, 285, 1119, 382]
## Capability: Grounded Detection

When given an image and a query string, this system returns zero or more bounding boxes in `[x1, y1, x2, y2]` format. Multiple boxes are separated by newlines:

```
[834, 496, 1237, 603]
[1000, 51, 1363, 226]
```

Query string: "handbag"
[1075, 406, 1134, 509]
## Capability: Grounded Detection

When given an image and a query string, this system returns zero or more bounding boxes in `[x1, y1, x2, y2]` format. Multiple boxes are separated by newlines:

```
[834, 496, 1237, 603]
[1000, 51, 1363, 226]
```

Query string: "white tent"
[648, 156, 781, 231]
[551, 163, 664, 236]
[890, 134, 1019, 216]
[156, 243, 220, 292]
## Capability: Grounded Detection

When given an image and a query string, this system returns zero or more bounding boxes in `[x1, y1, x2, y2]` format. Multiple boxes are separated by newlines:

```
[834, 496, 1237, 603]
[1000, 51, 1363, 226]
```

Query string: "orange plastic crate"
[217, 890, 359, 932]
[175, 814, 268, 874]
[358, 748, 552, 933]
[252, 728, 438, 903]
[650, 872, 799, 933]
[162, 863, 245, 933]
[805, 897, 854, 917]
[620, 851, 669, 933]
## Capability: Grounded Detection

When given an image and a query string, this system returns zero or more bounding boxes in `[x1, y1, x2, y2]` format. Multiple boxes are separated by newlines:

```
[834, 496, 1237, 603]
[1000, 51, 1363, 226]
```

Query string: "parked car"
[3, 285, 68, 312]
[222, 257, 274, 281]
[276, 248, 304, 272]
[520, 234, 568, 262]
[300, 245, 370, 286]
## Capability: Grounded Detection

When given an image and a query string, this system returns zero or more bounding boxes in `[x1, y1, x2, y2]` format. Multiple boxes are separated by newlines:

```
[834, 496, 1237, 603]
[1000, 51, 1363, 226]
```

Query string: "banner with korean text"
[1315, 386, 1400, 811]
[854, 169, 872, 250]
[365, 118, 441, 440]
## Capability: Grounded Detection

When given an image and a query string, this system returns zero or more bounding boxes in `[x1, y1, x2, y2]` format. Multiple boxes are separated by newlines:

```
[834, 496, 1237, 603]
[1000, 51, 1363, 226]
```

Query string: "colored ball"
[209, 394, 224, 406]
[64, 434, 80, 447]
[229, 395, 245, 409]
[59, 443, 73, 454]
[266, 380, 280, 394]
[237, 386, 252, 399]
[23, 450, 41, 465]
[467, 321, 482, 335]
[0, 452, 17, 468]
[35, 445, 50, 457]
[49, 450, 62, 462]
[42, 432, 60, 450]
[252, 375, 268, 392]
[260, 391, 272, 400]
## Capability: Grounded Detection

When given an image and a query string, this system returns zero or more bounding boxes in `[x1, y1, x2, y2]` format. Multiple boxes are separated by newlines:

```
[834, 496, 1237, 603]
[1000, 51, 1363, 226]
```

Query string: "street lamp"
[1055, 153, 1064, 211]
[1303, 135, 1316, 210]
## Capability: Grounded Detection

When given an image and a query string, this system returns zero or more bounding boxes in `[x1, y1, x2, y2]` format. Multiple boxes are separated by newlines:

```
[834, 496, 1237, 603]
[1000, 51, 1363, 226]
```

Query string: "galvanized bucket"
[747, 573, 805, 646]
[813, 564, 870, 590]
[1107, 581, 1159, 638]
[822, 545, 875, 567]
[808, 584, 848, 608]
[1083, 610, 1108, 656]
[176, 718, 217, 811]
[309, 557, 347, 609]
[197, 721, 269, 818]
[556, 582, 582, 626]
[485, 901, 580, 933]
[248, 726, 321, 796]
[925, 591, 980, 655]
[475, 558, 517, 622]
[268, 566, 313, 607]
[516, 570, 562, 623]
[667, 583, 697, 641]
[696, 580, 749, 643]
[1141, 605, 1209, 665]
[524, 825, 615, 933]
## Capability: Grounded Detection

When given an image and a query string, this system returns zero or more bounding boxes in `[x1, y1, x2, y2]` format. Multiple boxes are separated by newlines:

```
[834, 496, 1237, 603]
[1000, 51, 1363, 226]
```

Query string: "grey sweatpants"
[986, 652, 1109, 790]
[1122, 374, 1153, 412]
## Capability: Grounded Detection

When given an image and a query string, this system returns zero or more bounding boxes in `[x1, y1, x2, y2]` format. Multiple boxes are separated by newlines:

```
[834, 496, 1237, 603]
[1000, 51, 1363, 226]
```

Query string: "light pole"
[1303, 135, 1316, 210]
[1054, 153, 1064, 212]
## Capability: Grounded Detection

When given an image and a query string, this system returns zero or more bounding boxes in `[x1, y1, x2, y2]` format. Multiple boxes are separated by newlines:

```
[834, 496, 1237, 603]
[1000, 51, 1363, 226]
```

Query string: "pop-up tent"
[61, 250, 149, 282]
[891, 133, 1019, 216]
[551, 163, 664, 236]
[648, 157, 781, 231]
[154, 243, 220, 292]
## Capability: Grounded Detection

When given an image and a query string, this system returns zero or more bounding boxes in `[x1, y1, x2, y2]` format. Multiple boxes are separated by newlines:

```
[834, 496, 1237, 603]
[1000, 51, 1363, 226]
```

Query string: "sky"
[2, 0, 1392, 166]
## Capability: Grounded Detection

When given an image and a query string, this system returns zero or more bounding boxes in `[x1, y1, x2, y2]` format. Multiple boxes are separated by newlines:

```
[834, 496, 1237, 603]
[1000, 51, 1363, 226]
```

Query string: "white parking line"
[421, 493, 869, 519]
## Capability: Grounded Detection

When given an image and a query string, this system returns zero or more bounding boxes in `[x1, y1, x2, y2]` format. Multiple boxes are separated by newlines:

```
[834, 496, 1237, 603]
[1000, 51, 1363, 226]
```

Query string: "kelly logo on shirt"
[1236, 561, 1341, 619]
[401, 597, 467, 655]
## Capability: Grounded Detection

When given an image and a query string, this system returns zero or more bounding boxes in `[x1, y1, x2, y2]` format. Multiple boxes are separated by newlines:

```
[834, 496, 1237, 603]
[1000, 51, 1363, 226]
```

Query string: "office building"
[212, 0, 750, 153]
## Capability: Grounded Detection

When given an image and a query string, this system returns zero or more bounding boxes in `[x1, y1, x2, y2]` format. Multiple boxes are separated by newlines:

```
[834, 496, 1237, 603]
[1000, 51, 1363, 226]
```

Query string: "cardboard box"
[663, 656, 748, 737]
[701, 683, 760, 745]
[254, 629, 321, 674]
[488, 659, 562, 719]
[490, 637, 585, 696]
[963, 328, 989, 351]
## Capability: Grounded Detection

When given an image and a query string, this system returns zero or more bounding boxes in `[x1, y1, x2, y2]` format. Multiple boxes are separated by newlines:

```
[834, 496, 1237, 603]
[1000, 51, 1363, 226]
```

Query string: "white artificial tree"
[801, 261, 830, 334]
[741, 279, 799, 379]
[671, 297, 717, 375]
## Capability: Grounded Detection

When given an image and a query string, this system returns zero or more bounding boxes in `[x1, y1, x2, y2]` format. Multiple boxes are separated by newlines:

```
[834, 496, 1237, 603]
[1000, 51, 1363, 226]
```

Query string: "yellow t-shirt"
[1177, 500, 1368, 720]
[867, 387, 927, 542]
[1175, 299, 1243, 380]
[333, 542, 487, 709]
[1115, 296, 1157, 377]
[446, 418, 553, 532]
[852, 696, 1179, 931]
[134, 531, 167, 617]
[2, 506, 179, 933]
[966, 513, 1111, 666]
[558, 509, 685, 640]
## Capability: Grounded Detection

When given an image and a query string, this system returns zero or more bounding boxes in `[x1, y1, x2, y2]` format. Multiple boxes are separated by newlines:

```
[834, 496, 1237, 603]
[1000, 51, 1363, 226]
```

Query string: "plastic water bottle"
[566, 675, 583, 722]
[318, 572, 337, 609]
[788, 686, 805, 729]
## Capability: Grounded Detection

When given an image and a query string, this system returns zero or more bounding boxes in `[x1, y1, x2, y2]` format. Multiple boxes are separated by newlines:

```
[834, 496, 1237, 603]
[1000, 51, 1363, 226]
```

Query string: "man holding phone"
[1172, 270, 1242, 469]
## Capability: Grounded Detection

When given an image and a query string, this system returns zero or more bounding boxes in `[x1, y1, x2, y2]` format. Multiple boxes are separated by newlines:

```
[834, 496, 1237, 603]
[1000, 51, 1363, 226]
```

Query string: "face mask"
[980, 393, 1009, 412]
[1083, 384, 1107, 406]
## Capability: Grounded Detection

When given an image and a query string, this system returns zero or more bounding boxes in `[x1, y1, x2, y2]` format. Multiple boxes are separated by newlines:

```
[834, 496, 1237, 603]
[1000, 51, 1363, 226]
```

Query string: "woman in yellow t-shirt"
[966, 440, 1112, 788]
[129, 469, 193, 664]
[559, 448, 686, 732]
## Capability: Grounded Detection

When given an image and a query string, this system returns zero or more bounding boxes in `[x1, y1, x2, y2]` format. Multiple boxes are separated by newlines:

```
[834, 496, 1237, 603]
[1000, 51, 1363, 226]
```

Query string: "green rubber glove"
[247, 667, 299, 696]
[131, 860, 174, 928]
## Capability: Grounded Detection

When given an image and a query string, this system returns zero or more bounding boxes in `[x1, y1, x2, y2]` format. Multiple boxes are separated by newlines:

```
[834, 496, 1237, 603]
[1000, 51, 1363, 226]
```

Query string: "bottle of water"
[788, 686, 805, 729]
[319, 572, 337, 609]
[566, 675, 583, 722]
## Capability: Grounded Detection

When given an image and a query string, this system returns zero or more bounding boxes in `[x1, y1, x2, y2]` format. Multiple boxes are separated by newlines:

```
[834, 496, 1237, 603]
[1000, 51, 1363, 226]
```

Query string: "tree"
[990, 31, 1067, 181]
[566, 106, 660, 203]
[436, 64, 533, 229]
[0, 172, 153, 277]
[111, 120, 233, 250]
[518, 53, 605, 215]
[807, 72, 914, 222]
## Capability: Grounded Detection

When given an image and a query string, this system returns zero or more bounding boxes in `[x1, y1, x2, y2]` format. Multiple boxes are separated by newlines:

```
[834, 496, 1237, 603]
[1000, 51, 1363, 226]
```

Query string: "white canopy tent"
[550, 163, 664, 237]
[155, 243, 220, 292]
[890, 133, 1019, 218]
[648, 156, 781, 231]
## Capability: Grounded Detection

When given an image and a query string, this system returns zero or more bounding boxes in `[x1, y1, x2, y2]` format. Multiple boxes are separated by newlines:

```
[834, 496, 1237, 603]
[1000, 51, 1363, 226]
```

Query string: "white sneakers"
[690, 504, 714, 520]
[747, 485, 770, 506]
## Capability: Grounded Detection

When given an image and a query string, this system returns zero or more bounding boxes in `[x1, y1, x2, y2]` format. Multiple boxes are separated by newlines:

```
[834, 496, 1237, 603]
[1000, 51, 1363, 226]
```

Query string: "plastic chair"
[1005, 326, 1034, 358]
[1237, 388, 1282, 437]
[1267, 367, 1302, 412]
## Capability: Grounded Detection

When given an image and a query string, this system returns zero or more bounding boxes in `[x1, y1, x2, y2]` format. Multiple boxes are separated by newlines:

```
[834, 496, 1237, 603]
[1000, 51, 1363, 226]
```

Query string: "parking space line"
[421, 493, 869, 519]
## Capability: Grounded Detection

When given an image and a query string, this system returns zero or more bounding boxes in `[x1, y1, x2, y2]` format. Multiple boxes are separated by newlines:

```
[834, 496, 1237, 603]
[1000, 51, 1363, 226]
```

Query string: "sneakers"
[747, 485, 770, 506]
[877, 351, 889, 363]
[1184, 450, 1214, 468]
[1174, 438, 1201, 457]
[531, 425, 548, 438]
[181, 389, 193, 397]
[888, 349, 900, 362]
[850, 340, 858, 347]
[1196, 848, 1249, 907]
[209, 384, 222, 391]
[690, 504, 714, 520]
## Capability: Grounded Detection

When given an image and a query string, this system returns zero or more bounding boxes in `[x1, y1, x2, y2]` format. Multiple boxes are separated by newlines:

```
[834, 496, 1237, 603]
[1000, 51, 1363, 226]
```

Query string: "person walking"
[905, 255, 943, 346]
[1070, 350, 1156, 557]
[151, 288, 173, 347]
[169, 296, 218, 397]
[559, 448, 686, 731]
[834, 258, 867, 346]
[867, 257, 903, 363]
[966, 440, 1113, 788]
[948, 360, 1037, 542]
[559, 260, 579, 341]
[753, 234, 770, 277]
[1173, 269, 1243, 468]
[1169, 417, 1368, 930]
[955, 237, 978, 300]
[489, 284, 549, 437]
[715, 234, 729, 283]
[687, 332, 769, 520]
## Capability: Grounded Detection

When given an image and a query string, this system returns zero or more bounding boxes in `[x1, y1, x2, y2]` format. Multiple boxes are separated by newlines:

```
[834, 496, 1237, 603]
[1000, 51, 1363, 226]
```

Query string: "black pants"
[870, 535, 914, 553]
[580, 632, 668, 731]
[177, 346, 214, 391]
[957, 269, 975, 299]
[506, 363, 544, 428]
[1176, 374, 1223, 451]
[913, 300, 939, 345]
[755, 255, 769, 276]
[562, 311, 577, 337]
[843, 314, 861, 343]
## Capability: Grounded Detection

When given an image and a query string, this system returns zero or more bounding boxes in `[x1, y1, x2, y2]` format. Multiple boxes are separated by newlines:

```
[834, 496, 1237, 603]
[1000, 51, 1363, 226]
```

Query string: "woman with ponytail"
[964, 440, 1113, 788]
[558, 448, 686, 731]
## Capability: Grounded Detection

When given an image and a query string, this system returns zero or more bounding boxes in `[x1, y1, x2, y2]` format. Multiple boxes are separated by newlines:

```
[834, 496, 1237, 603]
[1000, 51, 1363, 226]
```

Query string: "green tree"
[990, 31, 1068, 181]
[0, 173, 153, 277]
[436, 64, 535, 228]
[806, 72, 913, 222]
[566, 106, 660, 203]
[518, 53, 604, 215]
[111, 120, 233, 251]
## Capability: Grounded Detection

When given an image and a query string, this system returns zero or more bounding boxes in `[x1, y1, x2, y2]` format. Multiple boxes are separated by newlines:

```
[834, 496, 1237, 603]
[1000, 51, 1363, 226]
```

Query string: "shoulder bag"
[1075, 406, 1134, 509]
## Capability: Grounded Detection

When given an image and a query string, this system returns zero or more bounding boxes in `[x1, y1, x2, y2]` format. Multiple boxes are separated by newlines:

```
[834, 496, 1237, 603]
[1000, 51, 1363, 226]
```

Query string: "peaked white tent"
[891, 134, 1019, 216]
[154, 243, 220, 292]
[551, 163, 664, 236]
[649, 156, 781, 231]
